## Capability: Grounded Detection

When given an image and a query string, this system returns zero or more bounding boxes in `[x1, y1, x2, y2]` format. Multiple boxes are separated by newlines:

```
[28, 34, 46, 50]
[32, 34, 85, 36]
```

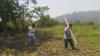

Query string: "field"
[0, 25, 100, 56]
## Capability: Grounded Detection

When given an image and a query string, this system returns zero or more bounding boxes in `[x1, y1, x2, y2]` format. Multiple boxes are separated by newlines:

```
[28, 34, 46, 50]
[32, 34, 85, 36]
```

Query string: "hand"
[66, 27, 70, 31]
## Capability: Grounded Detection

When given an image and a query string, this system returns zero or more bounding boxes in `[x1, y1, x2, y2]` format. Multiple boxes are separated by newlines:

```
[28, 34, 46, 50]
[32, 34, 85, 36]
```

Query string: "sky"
[34, 0, 100, 18]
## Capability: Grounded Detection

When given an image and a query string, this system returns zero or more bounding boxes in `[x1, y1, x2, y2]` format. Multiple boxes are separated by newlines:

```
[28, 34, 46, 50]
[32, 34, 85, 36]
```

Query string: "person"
[27, 24, 36, 46]
[64, 24, 77, 50]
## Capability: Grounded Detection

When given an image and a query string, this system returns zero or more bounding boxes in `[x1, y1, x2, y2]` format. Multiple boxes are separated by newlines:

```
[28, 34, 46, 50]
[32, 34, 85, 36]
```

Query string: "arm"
[31, 28, 36, 33]
[64, 27, 69, 32]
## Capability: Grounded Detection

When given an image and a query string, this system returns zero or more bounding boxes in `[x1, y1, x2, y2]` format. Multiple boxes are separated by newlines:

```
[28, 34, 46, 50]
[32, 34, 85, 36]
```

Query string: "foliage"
[21, 0, 37, 5]
[30, 6, 49, 19]
[86, 21, 95, 25]
[0, 24, 100, 55]
[27, 6, 59, 27]
[0, 0, 22, 31]
[0, 0, 37, 32]
[71, 20, 95, 26]
[39, 15, 58, 27]
[71, 20, 82, 25]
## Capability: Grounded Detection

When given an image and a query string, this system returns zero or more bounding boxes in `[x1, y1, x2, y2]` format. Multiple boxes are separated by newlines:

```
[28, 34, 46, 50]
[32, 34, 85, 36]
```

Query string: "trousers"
[64, 39, 75, 49]
[27, 35, 35, 44]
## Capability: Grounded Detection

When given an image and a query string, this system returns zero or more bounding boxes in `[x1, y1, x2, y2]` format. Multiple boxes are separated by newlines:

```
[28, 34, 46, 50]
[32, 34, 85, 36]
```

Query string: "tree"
[29, 6, 49, 26]
[30, 6, 49, 19]
[0, 0, 22, 31]
[21, 0, 37, 5]
[0, 0, 37, 31]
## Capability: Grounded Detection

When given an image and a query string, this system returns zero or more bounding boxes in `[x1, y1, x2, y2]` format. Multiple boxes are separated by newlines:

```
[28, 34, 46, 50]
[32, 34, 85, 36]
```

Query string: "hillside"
[55, 10, 100, 24]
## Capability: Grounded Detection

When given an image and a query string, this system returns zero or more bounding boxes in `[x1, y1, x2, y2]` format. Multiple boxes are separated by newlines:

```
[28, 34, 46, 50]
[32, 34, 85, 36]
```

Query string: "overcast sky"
[33, 0, 99, 18]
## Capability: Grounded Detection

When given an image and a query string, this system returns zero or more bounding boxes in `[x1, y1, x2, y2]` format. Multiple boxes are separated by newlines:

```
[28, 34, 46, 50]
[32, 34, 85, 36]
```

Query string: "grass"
[37, 25, 65, 35]
[0, 24, 100, 56]
[34, 25, 100, 56]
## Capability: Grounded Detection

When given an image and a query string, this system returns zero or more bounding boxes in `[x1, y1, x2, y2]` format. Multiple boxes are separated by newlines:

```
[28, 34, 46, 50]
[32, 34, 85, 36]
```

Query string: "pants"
[64, 39, 75, 49]
[27, 35, 35, 45]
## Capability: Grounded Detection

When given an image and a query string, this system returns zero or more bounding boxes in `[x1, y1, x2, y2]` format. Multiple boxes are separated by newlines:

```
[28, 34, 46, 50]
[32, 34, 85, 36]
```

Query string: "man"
[27, 24, 36, 46]
[64, 24, 77, 50]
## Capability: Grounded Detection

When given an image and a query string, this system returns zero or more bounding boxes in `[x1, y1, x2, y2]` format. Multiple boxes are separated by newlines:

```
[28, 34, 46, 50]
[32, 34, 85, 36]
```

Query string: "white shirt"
[64, 27, 72, 39]
[64, 27, 68, 39]
[64, 27, 68, 32]
[28, 26, 35, 38]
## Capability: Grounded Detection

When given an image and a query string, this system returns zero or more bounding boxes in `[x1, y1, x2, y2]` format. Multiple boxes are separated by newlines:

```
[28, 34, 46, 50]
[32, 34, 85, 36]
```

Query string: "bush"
[86, 21, 95, 25]
[7, 21, 16, 31]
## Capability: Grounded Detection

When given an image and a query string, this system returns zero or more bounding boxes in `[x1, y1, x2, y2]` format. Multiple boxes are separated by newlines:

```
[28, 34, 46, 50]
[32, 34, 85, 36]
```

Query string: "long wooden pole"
[64, 17, 78, 45]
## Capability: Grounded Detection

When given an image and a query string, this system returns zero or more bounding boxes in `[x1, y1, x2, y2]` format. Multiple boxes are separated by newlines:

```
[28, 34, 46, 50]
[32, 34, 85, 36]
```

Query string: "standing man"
[27, 24, 36, 46]
[64, 24, 77, 50]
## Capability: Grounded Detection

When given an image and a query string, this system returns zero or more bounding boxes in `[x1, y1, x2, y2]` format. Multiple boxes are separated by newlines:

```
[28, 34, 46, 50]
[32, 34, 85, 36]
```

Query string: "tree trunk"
[13, 20, 19, 31]
[1, 21, 7, 32]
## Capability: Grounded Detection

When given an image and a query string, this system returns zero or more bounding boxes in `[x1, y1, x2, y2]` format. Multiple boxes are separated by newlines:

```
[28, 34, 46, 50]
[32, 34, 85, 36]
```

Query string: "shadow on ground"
[0, 31, 53, 55]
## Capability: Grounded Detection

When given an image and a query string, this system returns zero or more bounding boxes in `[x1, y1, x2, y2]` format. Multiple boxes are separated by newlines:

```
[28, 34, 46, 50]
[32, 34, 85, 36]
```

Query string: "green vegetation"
[0, 0, 100, 56]
[0, 25, 100, 56]
[37, 25, 65, 35]
[25, 25, 100, 56]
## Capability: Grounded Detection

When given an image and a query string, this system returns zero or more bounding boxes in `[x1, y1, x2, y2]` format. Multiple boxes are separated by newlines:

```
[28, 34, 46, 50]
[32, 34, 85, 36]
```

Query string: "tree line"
[0, 0, 61, 33]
